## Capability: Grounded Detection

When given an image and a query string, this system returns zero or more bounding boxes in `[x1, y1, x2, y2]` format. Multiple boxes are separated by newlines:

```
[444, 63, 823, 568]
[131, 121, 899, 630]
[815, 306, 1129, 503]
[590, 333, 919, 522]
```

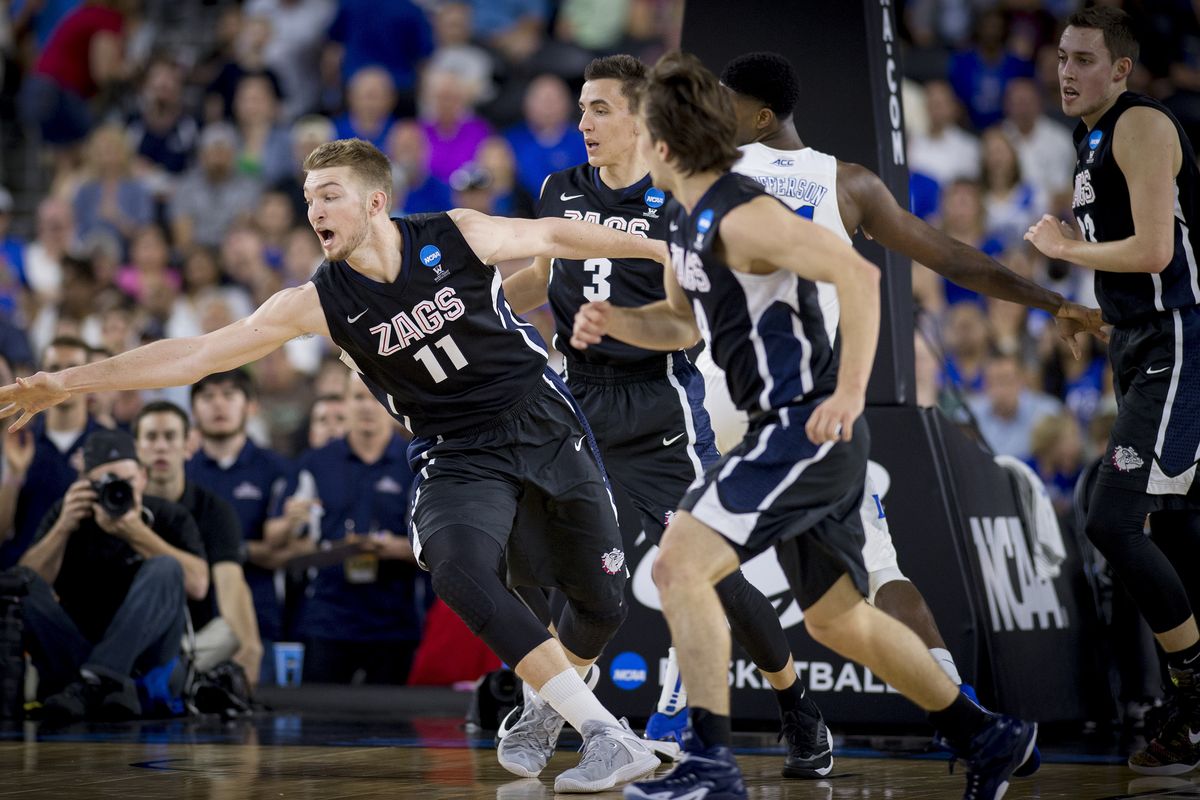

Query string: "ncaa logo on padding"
[420, 245, 442, 267]
[610, 652, 648, 690]
[1088, 130, 1104, 150]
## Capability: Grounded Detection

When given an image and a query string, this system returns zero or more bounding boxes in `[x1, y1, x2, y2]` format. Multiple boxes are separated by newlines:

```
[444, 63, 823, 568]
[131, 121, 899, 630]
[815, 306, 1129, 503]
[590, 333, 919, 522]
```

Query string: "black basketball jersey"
[666, 173, 838, 413]
[311, 213, 548, 437]
[1071, 92, 1200, 325]
[538, 165, 673, 364]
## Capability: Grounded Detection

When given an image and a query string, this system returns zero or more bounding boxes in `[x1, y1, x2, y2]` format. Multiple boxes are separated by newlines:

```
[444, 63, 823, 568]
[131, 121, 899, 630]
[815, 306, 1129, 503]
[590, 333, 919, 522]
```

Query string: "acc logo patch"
[1112, 445, 1144, 472]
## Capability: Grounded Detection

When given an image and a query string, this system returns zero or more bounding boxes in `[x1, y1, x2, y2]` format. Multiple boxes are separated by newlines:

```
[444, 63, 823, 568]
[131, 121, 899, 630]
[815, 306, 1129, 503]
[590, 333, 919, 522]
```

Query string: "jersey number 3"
[583, 258, 612, 302]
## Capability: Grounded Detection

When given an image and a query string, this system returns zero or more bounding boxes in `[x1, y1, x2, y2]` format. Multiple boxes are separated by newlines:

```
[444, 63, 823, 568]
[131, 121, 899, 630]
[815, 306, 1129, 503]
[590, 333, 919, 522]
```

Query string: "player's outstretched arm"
[449, 208, 667, 266]
[842, 163, 1105, 354]
[0, 285, 327, 431]
[721, 197, 880, 443]
[1026, 107, 1179, 274]
[501, 256, 552, 315]
[571, 262, 700, 352]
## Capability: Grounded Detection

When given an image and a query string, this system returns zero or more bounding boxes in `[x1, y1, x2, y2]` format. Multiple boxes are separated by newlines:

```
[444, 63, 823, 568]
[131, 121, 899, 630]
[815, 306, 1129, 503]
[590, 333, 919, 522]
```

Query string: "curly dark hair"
[720, 52, 801, 119]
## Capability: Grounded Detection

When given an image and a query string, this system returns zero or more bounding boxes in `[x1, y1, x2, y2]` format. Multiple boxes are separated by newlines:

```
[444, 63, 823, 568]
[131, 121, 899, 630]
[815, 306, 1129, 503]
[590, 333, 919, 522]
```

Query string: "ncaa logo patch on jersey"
[643, 187, 665, 217]
[695, 208, 714, 247]
[419, 244, 450, 282]
[1088, 130, 1104, 150]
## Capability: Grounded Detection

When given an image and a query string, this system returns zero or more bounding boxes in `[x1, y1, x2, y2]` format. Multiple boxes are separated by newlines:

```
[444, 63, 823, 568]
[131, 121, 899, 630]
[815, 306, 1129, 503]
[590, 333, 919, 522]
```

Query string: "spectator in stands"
[419, 66, 491, 184]
[907, 79, 981, 188]
[917, 179, 1006, 309]
[256, 190, 296, 270]
[186, 370, 298, 684]
[1029, 411, 1085, 520]
[170, 123, 262, 251]
[967, 353, 1062, 461]
[467, 0, 548, 65]
[17, 428, 208, 720]
[27, 256, 98, 357]
[23, 197, 75, 305]
[947, 8, 1035, 130]
[221, 225, 280, 306]
[125, 57, 200, 200]
[281, 227, 322, 289]
[136, 401, 263, 684]
[1000, 77, 1076, 211]
[284, 371, 422, 684]
[979, 126, 1046, 252]
[504, 74, 587, 199]
[10, 0, 83, 50]
[71, 123, 154, 250]
[387, 121, 452, 215]
[232, 73, 293, 185]
[17, 0, 128, 157]
[305, 393, 346, 451]
[326, 0, 433, 110]
[0, 188, 26, 316]
[115, 224, 179, 303]
[427, 2, 495, 105]
[333, 67, 399, 152]
[1039, 329, 1107, 431]
[203, 15, 284, 123]
[941, 301, 992, 396]
[273, 114, 336, 220]
[0, 337, 102, 569]
[556, 0, 632, 54]
[244, 0, 335, 122]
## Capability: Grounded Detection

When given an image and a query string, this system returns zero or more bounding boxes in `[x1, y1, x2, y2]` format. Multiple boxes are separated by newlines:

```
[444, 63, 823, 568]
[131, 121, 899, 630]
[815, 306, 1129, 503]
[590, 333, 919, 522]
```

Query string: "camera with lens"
[91, 474, 135, 518]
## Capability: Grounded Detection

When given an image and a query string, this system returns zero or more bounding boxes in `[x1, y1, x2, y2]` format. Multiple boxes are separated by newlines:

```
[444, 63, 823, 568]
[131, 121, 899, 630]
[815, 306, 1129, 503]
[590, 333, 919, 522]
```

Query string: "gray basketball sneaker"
[554, 719, 661, 793]
[496, 697, 565, 778]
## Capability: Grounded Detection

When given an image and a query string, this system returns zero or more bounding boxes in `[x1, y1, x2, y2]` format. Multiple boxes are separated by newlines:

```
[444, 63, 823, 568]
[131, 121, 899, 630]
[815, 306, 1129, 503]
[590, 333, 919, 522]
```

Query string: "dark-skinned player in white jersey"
[500, 54, 833, 780]
[572, 51, 1038, 800]
[701, 50, 1111, 775]
[1025, 7, 1200, 776]
[0, 138, 670, 794]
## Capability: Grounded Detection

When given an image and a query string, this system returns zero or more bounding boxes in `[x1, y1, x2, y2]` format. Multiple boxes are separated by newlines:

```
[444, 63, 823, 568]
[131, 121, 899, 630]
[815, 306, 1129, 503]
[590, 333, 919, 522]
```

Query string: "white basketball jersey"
[733, 143, 848, 342]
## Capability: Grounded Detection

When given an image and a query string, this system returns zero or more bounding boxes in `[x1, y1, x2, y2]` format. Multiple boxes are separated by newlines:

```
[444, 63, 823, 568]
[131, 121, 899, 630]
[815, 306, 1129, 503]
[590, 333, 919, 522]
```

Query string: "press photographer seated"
[16, 430, 208, 720]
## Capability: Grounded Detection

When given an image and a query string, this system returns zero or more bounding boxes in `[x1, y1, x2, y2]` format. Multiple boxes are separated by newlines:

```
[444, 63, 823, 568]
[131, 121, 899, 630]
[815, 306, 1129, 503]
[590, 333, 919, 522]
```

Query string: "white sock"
[930, 648, 962, 685]
[657, 646, 688, 714]
[537, 668, 621, 732]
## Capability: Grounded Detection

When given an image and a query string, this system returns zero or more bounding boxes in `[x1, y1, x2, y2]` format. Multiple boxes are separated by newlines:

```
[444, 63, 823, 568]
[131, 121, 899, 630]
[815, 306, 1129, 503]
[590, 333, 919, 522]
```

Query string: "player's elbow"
[1141, 242, 1174, 274]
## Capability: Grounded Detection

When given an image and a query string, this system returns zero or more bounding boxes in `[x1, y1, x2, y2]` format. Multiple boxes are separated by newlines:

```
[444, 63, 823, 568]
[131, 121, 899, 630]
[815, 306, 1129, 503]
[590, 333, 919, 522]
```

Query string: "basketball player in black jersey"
[574, 52, 1037, 800]
[499, 54, 832, 780]
[1025, 7, 1200, 776]
[0, 139, 668, 793]
[714, 50, 1113, 774]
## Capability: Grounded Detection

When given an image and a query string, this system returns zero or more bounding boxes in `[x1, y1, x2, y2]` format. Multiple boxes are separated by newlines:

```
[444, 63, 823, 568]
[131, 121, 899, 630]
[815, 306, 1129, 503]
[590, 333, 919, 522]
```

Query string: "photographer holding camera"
[16, 429, 208, 720]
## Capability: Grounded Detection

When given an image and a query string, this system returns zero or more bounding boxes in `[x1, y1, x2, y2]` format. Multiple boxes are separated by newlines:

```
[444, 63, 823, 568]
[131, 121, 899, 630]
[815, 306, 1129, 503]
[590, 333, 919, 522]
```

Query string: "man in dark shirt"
[0, 337, 102, 568]
[136, 401, 262, 686]
[186, 370, 297, 684]
[17, 429, 209, 720]
[279, 371, 422, 684]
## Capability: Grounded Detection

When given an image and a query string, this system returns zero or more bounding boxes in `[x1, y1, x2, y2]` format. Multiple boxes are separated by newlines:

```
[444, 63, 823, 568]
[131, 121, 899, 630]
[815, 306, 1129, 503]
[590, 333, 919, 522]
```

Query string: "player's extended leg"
[625, 511, 749, 800]
[422, 527, 653, 792]
[794, 568, 1037, 800]
[1087, 487, 1200, 775]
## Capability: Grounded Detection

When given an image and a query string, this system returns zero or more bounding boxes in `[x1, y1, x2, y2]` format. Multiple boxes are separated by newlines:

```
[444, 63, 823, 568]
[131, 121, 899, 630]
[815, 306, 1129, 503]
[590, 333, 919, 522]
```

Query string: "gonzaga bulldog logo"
[1112, 445, 1144, 472]
[601, 548, 626, 575]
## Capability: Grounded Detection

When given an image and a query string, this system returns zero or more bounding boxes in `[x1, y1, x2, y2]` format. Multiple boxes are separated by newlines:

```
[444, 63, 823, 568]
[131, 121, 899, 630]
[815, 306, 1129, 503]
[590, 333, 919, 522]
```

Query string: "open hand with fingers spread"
[0, 372, 71, 432]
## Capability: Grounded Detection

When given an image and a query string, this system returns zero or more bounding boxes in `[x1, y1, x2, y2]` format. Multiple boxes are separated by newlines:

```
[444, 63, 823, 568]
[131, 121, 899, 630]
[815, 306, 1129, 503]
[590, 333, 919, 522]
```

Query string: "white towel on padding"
[994, 455, 1067, 578]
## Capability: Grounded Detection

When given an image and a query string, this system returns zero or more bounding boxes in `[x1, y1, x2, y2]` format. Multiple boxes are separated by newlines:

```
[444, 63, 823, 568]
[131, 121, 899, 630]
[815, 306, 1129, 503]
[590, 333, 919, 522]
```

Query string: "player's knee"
[866, 570, 909, 606]
[558, 595, 626, 659]
[1083, 492, 1138, 557]
[430, 560, 496, 635]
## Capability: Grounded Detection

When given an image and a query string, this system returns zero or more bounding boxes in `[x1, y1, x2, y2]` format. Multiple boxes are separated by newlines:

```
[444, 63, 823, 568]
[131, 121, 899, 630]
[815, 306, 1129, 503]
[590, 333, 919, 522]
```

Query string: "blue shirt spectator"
[504, 74, 587, 198]
[947, 9, 1034, 130]
[468, 0, 548, 39]
[327, 0, 433, 93]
